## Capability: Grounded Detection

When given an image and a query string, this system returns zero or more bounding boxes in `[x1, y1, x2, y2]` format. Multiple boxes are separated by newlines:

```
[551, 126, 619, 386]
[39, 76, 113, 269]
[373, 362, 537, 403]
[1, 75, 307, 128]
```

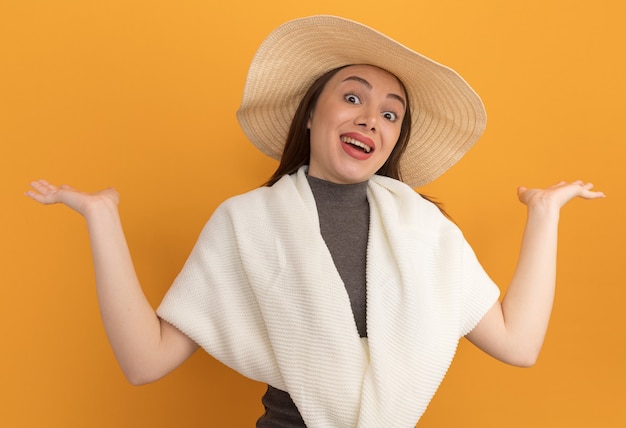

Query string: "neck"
[306, 174, 369, 207]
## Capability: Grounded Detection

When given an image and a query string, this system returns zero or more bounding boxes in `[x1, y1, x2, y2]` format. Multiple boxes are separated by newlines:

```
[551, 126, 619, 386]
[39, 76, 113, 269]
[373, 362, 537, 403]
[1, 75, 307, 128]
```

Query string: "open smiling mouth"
[341, 136, 373, 153]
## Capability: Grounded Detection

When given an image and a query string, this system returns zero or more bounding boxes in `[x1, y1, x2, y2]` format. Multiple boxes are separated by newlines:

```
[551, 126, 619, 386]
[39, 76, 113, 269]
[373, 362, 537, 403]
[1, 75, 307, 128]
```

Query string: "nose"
[355, 108, 377, 132]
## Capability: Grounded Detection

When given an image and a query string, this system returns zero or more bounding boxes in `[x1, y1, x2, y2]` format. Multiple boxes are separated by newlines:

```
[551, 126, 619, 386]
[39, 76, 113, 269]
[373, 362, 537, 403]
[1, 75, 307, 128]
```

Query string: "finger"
[24, 190, 39, 200]
[517, 186, 535, 205]
[571, 181, 605, 199]
[29, 179, 58, 195]
[26, 179, 64, 204]
[544, 181, 566, 191]
[582, 189, 606, 199]
[25, 189, 57, 204]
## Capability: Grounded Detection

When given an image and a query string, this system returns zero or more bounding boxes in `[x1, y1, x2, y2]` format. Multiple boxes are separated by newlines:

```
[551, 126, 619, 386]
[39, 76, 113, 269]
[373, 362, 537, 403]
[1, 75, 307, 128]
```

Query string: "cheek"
[383, 127, 402, 151]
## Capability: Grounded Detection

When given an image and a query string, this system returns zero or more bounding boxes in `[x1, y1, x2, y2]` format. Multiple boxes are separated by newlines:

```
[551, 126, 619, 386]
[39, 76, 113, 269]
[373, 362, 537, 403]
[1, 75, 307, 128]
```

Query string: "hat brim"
[236, 15, 486, 188]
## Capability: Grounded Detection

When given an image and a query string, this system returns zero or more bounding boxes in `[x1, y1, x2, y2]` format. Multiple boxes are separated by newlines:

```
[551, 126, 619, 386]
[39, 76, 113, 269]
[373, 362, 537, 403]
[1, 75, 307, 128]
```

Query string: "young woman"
[26, 16, 604, 427]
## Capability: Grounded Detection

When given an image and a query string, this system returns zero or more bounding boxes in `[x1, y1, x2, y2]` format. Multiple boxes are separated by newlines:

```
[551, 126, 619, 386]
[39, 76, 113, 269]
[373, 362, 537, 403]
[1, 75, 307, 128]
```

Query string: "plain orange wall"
[2, 0, 624, 426]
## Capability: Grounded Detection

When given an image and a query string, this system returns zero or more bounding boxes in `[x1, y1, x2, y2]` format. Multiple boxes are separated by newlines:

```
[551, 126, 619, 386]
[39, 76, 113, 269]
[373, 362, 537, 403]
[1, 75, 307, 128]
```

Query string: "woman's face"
[307, 64, 407, 184]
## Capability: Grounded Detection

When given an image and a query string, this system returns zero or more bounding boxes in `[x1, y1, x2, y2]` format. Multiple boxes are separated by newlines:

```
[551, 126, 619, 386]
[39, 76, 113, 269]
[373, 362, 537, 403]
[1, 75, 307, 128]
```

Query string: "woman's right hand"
[26, 179, 119, 218]
[25, 178, 198, 384]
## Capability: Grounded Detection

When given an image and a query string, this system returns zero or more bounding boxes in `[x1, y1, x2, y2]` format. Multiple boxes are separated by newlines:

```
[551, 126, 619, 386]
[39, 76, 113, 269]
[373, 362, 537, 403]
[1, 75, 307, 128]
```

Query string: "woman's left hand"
[467, 179, 604, 367]
[517, 180, 605, 211]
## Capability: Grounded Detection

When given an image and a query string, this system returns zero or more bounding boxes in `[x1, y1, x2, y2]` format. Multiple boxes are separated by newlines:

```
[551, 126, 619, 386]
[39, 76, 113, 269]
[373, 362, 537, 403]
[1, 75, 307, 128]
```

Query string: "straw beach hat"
[236, 15, 486, 188]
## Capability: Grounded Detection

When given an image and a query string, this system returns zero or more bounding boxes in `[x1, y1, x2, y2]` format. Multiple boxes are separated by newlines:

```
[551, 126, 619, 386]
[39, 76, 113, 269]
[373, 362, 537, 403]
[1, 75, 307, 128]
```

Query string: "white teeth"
[341, 136, 372, 153]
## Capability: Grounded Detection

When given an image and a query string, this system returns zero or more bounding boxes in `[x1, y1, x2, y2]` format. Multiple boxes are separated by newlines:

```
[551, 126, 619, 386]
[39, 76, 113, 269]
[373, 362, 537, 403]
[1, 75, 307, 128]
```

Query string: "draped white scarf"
[157, 167, 499, 427]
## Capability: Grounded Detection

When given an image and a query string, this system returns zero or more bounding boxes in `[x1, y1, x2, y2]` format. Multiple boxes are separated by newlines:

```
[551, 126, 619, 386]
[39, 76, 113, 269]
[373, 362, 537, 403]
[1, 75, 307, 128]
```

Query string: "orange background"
[1, 0, 624, 426]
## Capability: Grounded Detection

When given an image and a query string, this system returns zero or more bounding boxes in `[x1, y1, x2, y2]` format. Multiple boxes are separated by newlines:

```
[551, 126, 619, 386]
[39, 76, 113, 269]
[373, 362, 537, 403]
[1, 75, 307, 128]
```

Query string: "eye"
[344, 94, 361, 104]
[382, 111, 398, 122]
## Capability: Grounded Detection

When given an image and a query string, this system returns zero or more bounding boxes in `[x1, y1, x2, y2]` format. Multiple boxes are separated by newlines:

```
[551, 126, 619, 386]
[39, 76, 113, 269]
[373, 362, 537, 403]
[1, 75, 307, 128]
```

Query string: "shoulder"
[215, 173, 303, 221]
[369, 175, 458, 234]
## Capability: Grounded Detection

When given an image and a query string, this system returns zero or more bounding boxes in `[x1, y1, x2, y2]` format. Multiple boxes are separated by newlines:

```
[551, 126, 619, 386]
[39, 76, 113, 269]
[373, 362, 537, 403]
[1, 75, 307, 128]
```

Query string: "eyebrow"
[342, 75, 406, 109]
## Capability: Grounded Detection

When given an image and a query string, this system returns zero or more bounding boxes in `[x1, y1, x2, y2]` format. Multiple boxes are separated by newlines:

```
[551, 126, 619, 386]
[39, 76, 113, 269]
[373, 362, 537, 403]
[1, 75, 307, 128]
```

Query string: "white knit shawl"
[157, 167, 499, 427]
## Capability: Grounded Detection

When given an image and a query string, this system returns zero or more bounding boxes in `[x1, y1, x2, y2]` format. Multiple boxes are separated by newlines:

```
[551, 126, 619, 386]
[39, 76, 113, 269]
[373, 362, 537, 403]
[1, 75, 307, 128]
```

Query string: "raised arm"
[26, 180, 198, 385]
[465, 180, 604, 367]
